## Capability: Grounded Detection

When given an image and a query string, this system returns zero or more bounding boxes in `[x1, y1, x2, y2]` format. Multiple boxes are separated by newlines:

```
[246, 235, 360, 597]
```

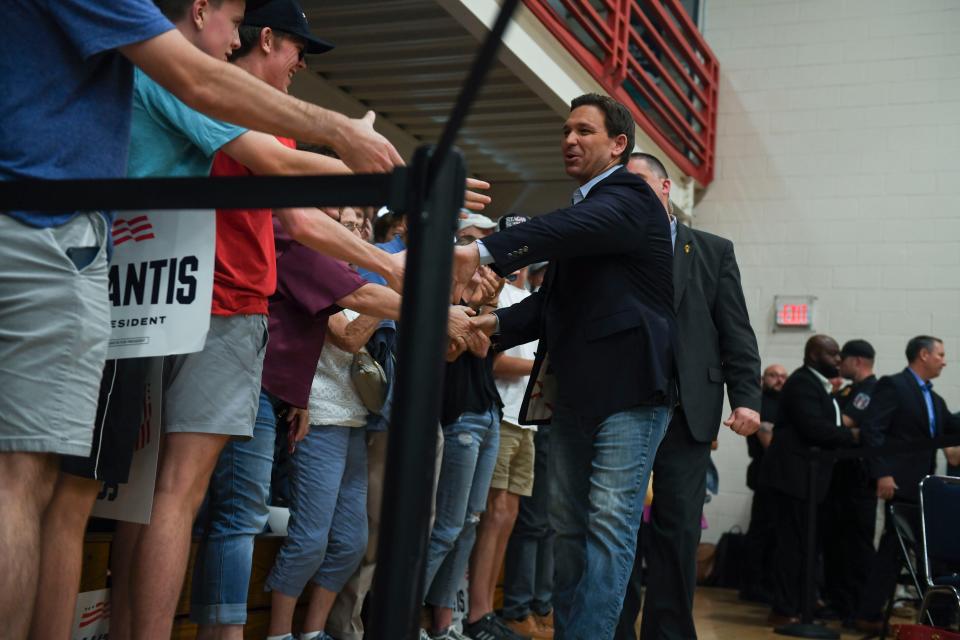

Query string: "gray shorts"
[162, 313, 268, 438]
[0, 213, 110, 455]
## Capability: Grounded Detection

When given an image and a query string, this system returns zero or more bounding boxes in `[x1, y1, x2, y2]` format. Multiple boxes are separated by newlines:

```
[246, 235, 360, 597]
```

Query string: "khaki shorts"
[490, 421, 536, 497]
[162, 314, 268, 439]
[0, 213, 110, 455]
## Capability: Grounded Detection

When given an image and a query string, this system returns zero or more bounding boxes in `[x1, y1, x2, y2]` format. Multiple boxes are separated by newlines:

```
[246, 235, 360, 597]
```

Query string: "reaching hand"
[446, 337, 467, 362]
[337, 111, 405, 173]
[464, 177, 492, 212]
[447, 305, 477, 341]
[876, 475, 897, 501]
[463, 328, 491, 358]
[384, 250, 406, 294]
[469, 313, 498, 337]
[466, 266, 503, 308]
[451, 244, 481, 303]
[723, 407, 761, 436]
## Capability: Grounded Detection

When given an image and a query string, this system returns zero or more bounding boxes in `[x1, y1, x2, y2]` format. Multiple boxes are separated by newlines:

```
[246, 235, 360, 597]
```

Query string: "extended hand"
[451, 244, 481, 303]
[384, 250, 406, 294]
[723, 407, 761, 436]
[876, 475, 897, 501]
[469, 313, 498, 337]
[337, 111, 405, 173]
[447, 305, 477, 341]
[467, 266, 504, 308]
[446, 337, 467, 362]
[463, 328, 491, 358]
[464, 177, 492, 212]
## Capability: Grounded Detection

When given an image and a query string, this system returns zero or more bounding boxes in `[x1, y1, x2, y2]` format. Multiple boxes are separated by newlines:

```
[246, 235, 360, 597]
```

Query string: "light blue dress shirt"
[908, 368, 937, 436]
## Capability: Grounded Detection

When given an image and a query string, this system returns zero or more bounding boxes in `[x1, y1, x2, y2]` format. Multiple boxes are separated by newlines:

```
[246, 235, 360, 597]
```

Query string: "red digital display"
[776, 303, 810, 327]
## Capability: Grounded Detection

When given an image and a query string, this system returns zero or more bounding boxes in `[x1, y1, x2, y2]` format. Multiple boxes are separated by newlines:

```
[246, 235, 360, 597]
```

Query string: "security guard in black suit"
[819, 340, 878, 623]
[761, 335, 858, 625]
[615, 153, 762, 640]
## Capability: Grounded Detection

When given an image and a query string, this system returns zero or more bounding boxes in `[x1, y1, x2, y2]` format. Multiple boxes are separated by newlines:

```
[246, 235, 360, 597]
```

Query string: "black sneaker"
[463, 613, 531, 640]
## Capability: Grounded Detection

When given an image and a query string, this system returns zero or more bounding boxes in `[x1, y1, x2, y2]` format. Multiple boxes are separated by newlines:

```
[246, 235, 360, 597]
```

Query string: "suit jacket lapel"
[673, 222, 693, 312]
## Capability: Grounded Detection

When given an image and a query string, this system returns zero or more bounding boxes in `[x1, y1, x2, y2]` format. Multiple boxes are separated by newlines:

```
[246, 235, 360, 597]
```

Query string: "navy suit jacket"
[483, 166, 675, 424]
[861, 368, 960, 502]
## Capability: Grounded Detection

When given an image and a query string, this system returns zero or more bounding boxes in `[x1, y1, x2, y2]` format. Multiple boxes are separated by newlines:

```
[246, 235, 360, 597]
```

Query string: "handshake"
[445, 265, 504, 362]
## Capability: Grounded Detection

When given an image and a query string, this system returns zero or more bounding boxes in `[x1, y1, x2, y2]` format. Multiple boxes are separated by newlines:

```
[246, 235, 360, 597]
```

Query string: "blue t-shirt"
[1, 0, 173, 228]
[128, 69, 247, 178]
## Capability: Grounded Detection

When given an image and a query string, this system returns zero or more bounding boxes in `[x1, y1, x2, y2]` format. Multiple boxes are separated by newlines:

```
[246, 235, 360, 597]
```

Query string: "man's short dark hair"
[629, 152, 669, 180]
[570, 93, 635, 164]
[230, 25, 299, 61]
[906, 335, 942, 362]
[154, 0, 224, 22]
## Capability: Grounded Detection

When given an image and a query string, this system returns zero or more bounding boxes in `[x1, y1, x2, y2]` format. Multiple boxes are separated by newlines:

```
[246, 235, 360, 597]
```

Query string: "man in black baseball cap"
[243, 0, 334, 56]
[820, 338, 878, 624]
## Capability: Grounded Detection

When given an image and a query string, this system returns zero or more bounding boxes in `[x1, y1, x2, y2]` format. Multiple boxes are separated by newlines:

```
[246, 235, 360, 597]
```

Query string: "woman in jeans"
[265, 207, 386, 640]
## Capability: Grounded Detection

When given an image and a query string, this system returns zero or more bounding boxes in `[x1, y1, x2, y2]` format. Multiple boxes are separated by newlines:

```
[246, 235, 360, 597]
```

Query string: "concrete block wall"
[696, 0, 960, 542]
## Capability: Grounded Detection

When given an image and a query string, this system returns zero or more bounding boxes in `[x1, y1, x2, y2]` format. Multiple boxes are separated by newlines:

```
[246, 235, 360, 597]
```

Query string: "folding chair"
[874, 502, 924, 640]
[917, 475, 960, 630]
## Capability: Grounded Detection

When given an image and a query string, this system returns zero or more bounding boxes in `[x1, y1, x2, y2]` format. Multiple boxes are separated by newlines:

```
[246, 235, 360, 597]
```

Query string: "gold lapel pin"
[684, 243, 691, 254]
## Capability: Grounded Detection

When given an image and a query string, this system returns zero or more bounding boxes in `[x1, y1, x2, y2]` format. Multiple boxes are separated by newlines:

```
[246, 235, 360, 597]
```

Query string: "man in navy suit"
[853, 335, 960, 631]
[461, 93, 675, 638]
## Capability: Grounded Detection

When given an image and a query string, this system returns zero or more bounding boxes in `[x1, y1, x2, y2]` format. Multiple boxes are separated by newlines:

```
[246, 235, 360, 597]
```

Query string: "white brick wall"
[697, 0, 960, 543]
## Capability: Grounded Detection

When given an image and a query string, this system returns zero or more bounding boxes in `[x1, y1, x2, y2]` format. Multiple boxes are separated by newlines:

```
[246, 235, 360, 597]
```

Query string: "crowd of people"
[740, 336, 960, 632]
[2, 2, 958, 640]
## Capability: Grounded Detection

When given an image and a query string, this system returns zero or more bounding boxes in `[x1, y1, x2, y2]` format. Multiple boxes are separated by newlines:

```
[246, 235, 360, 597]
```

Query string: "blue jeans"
[502, 425, 554, 620]
[423, 405, 501, 609]
[550, 404, 670, 639]
[267, 425, 368, 597]
[190, 390, 276, 624]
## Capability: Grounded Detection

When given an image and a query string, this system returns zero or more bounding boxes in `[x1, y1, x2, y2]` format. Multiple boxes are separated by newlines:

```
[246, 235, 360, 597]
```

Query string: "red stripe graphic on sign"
[112, 215, 155, 245]
[79, 601, 111, 628]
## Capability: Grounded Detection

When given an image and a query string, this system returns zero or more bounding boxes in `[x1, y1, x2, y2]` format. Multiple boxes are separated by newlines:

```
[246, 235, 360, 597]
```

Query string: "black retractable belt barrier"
[774, 433, 960, 639]
[0, 172, 408, 211]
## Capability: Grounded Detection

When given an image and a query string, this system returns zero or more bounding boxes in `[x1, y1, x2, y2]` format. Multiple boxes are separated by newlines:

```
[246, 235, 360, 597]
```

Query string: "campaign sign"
[106, 209, 215, 359]
[91, 359, 162, 524]
[72, 589, 110, 640]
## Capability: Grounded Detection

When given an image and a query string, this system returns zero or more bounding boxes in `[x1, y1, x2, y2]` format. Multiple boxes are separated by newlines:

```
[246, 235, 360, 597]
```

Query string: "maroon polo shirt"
[261, 222, 366, 408]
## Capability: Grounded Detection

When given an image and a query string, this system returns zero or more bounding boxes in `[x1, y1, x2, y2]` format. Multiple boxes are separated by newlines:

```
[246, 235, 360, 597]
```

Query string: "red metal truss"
[522, 0, 719, 185]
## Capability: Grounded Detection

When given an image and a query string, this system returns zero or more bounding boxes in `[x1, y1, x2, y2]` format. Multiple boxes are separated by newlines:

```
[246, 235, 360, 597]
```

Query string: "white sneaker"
[434, 627, 470, 640]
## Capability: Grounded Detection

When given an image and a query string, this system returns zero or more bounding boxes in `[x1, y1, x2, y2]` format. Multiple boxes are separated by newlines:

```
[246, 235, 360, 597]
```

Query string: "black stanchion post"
[775, 451, 838, 639]
[368, 145, 466, 640]
[802, 457, 821, 625]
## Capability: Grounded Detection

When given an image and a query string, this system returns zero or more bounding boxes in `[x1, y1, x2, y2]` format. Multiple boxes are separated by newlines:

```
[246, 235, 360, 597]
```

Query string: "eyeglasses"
[341, 222, 359, 232]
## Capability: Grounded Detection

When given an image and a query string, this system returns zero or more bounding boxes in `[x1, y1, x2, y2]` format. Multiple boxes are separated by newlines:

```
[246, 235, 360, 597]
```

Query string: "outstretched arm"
[121, 30, 402, 173]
